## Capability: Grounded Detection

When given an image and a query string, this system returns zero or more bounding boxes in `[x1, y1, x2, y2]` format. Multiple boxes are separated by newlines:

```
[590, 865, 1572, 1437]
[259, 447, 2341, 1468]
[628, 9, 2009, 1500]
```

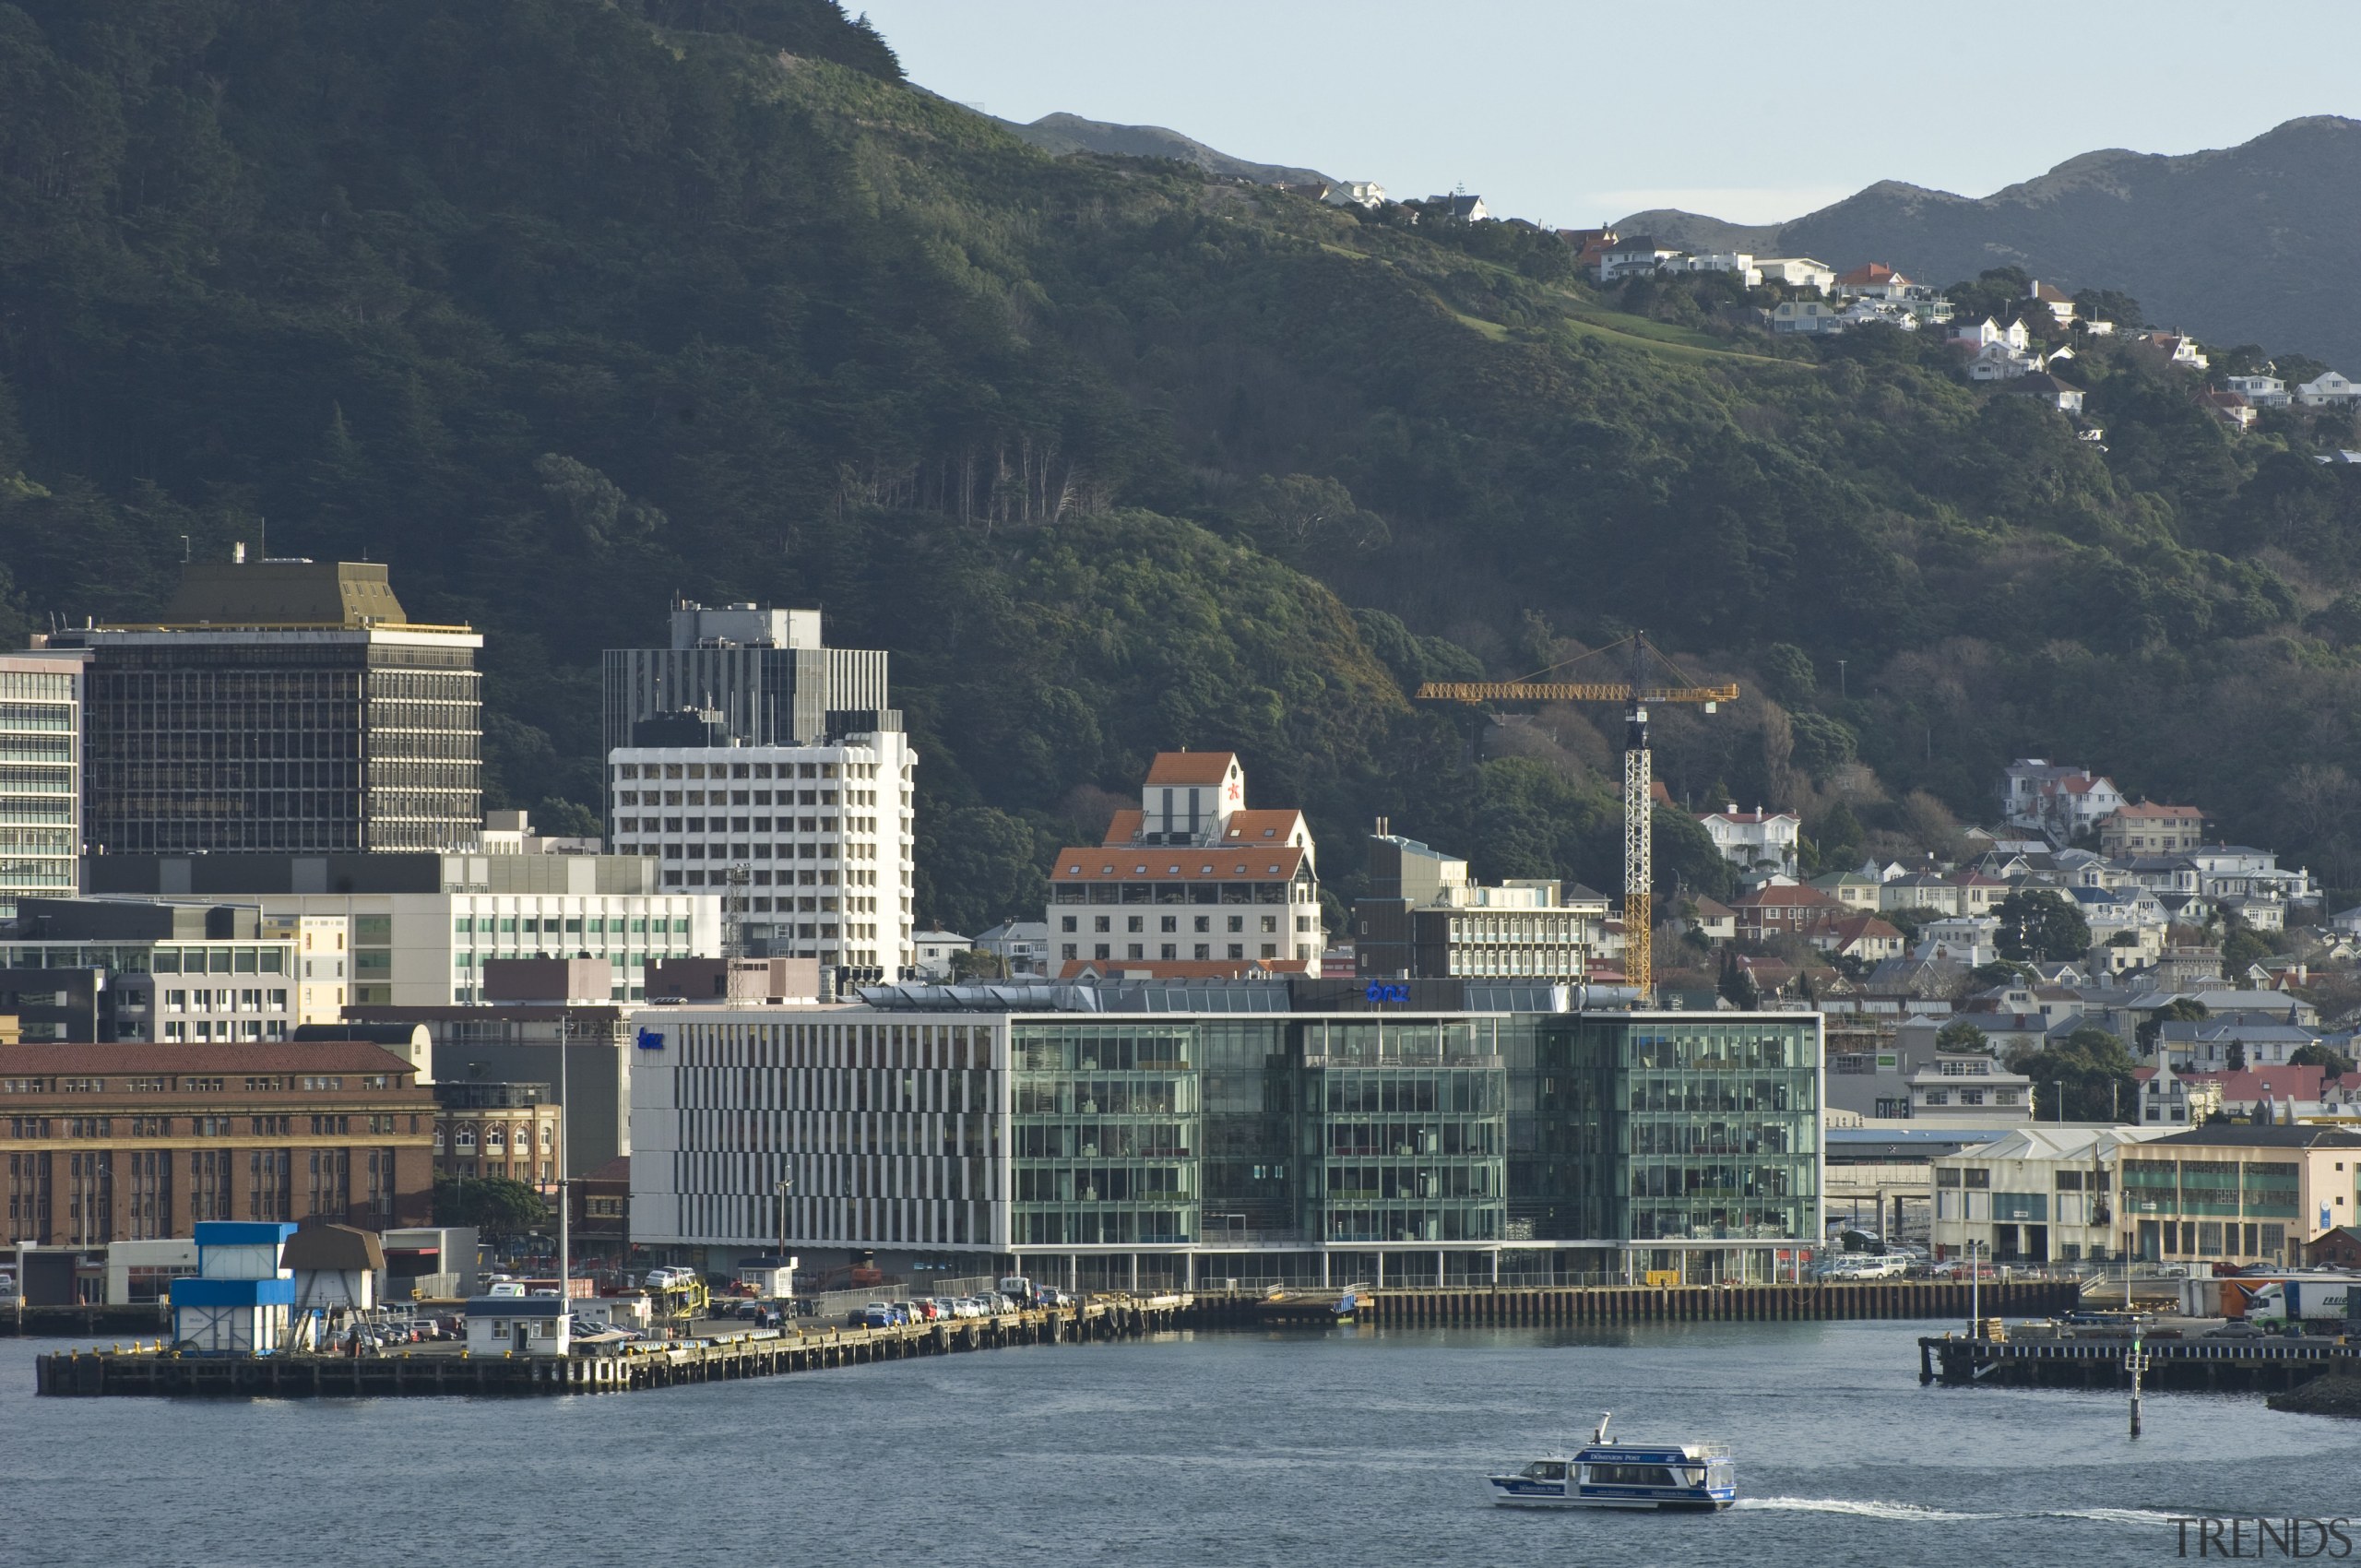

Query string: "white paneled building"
[607, 727, 917, 980]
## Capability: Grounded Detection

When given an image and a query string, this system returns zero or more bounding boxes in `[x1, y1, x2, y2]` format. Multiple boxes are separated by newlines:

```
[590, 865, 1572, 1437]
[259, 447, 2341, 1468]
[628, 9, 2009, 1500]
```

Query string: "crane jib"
[1413, 683, 1738, 704]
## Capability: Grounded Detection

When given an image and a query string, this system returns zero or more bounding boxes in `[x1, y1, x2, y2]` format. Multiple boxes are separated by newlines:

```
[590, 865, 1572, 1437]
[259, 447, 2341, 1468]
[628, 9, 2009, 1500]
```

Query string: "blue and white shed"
[169, 1222, 300, 1354]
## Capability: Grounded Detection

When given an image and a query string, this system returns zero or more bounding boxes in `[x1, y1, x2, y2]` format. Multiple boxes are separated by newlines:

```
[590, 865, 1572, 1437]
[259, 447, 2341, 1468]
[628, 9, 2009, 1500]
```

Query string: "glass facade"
[1004, 1011, 1811, 1251]
[1011, 1023, 1199, 1246]
[1558, 1016, 1821, 1243]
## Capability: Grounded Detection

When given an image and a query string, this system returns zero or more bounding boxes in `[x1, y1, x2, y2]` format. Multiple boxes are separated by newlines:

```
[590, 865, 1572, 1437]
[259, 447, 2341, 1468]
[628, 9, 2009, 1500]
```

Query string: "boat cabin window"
[1520, 1461, 1568, 1480]
[1588, 1463, 1680, 1488]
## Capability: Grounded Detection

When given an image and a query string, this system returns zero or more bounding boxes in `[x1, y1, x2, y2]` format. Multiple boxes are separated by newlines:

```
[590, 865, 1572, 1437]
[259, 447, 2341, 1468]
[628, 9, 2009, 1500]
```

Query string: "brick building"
[1, 1043, 434, 1246]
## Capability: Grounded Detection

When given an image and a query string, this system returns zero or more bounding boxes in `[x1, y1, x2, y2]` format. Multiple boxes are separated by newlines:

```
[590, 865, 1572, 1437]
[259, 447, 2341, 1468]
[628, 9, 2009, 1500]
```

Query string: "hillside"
[6, 0, 2361, 933]
[991, 111, 1334, 187]
[1624, 117, 2361, 367]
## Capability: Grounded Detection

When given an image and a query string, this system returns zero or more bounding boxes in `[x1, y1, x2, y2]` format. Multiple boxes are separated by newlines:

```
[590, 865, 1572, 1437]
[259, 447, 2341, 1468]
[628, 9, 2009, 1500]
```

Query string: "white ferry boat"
[1486, 1414, 1736, 1510]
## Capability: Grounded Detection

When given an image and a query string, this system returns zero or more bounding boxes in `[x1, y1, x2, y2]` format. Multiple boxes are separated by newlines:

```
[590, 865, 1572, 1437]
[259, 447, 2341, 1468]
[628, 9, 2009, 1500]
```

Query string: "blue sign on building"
[635, 1027, 666, 1051]
[1364, 982, 1410, 1004]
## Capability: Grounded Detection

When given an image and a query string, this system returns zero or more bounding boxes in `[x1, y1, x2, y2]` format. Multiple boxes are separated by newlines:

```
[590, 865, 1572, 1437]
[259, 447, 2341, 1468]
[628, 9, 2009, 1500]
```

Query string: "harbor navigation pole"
[557, 1004, 570, 1329]
[2126, 1330, 2149, 1438]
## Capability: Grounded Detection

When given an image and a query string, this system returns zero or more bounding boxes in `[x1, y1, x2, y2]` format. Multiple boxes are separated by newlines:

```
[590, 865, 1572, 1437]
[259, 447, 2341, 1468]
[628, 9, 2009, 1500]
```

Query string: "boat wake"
[1736, 1498, 2184, 1526]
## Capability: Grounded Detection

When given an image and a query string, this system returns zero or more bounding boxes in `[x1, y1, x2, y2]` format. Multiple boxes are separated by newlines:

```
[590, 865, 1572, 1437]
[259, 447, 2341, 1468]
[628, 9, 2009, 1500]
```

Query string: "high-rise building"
[606, 725, 915, 982]
[1046, 752, 1325, 977]
[604, 603, 910, 981]
[601, 601, 891, 756]
[38, 549, 481, 856]
[0, 651, 85, 917]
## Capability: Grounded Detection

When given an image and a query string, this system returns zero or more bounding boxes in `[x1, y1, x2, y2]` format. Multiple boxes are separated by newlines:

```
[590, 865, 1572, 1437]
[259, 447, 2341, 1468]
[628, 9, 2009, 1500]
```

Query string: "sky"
[852, 0, 2361, 227]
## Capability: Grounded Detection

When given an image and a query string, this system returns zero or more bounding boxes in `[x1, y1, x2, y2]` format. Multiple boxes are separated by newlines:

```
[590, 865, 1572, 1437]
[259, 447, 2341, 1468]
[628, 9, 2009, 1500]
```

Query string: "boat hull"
[1488, 1484, 1732, 1511]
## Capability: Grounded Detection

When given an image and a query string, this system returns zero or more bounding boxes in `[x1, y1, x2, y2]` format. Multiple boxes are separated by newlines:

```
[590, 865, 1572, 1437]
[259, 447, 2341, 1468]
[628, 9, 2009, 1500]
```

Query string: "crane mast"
[1416, 633, 1735, 995]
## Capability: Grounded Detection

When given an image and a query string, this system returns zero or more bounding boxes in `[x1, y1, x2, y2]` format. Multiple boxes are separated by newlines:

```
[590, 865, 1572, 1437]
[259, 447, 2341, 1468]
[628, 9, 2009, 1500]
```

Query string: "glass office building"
[635, 985, 1823, 1287]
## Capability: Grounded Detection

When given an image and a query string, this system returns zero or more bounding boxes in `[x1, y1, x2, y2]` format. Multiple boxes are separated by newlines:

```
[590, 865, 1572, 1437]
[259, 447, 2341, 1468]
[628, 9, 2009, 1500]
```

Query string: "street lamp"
[775, 1176, 794, 1294]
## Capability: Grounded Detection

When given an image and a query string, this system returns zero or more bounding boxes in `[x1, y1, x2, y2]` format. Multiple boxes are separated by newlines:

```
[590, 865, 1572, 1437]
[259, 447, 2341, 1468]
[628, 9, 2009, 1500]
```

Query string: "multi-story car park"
[629, 978, 1822, 1291]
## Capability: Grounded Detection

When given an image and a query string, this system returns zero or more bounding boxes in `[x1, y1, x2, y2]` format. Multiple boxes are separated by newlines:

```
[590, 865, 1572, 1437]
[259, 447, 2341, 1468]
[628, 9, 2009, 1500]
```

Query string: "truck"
[2242, 1278, 2356, 1325]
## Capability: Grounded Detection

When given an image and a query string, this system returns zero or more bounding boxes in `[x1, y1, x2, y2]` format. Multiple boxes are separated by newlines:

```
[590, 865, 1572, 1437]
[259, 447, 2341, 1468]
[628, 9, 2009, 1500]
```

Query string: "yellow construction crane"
[1416, 633, 1737, 993]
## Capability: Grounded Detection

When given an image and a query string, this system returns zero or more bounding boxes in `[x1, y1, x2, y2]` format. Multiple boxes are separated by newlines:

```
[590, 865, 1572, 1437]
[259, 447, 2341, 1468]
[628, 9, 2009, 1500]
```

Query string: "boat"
[1486, 1413, 1736, 1510]
[1334, 1287, 1358, 1324]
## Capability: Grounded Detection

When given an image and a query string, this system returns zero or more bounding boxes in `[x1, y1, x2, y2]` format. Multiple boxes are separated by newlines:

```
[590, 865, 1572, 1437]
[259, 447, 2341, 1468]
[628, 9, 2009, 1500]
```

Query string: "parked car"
[858, 1302, 896, 1328]
[2205, 1321, 2266, 1338]
[909, 1300, 940, 1322]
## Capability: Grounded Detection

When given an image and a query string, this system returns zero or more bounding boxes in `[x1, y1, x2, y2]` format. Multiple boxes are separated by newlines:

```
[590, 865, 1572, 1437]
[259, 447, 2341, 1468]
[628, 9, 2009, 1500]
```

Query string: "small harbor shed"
[169, 1222, 298, 1355]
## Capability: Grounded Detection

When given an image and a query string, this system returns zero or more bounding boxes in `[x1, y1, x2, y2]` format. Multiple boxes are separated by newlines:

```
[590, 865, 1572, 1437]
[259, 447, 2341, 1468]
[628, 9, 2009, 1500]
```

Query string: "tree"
[2221, 919, 2272, 974]
[1936, 1019, 1990, 1054]
[949, 946, 1006, 980]
[1812, 801, 1865, 868]
[1994, 889, 2093, 963]
[2008, 1026, 2140, 1122]
[433, 1175, 551, 1239]
[2134, 997, 2208, 1055]
[2292, 1040, 2356, 1079]
[2225, 1038, 2247, 1072]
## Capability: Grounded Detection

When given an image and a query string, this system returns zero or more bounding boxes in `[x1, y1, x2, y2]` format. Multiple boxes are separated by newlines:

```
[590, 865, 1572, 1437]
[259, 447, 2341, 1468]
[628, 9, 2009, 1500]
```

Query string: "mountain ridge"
[991, 110, 1335, 187]
[1620, 115, 2361, 361]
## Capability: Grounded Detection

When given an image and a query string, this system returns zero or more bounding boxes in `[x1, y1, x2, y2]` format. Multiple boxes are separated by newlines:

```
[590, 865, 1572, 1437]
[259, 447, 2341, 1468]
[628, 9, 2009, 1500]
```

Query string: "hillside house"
[2025, 279, 2076, 327]
[2098, 802, 2204, 857]
[2225, 374, 2290, 407]
[1682, 896, 1736, 943]
[1757, 256, 1835, 291]
[1999, 758, 2124, 838]
[1697, 803, 1801, 876]
[2005, 371, 2084, 413]
[1834, 262, 1911, 301]
[1772, 300, 1846, 334]
[2298, 372, 2361, 407]
[1950, 316, 2032, 353]
[1817, 914, 1906, 963]
[2201, 389, 2257, 430]
[2138, 332, 2209, 371]
[1322, 182, 1389, 210]
[1597, 236, 1678, 281]
[1966, 343, 2037, 381]
[1809, 871, 1883, 912]
[1673, 252, 1761, 286]
[1425, 193, 1490, 221]
[1726, 883, 1843, 942]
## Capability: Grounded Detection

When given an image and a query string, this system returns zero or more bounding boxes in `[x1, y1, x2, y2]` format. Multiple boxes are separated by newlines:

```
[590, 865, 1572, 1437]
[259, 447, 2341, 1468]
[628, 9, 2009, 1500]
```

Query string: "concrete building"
[2119, 1124, 2361, 1267]
[1048, 753, 1325, 978]
[1929, 1125, 2172, 1265]
[0, 651, 85, 918]
[601, 601, 893, 757]
[629, 980, 1822, 1289]
[0, 1042, 436, 1246]
[87, 847, 716, 1005]
[1905, 1052, 2035, 1123]
[1, 897, 337, 1042]
[1353, 832, 1604, 982]
[911, 930, 971, 980]
[38, 552, 481, 855]
[606, 725, 914, 981]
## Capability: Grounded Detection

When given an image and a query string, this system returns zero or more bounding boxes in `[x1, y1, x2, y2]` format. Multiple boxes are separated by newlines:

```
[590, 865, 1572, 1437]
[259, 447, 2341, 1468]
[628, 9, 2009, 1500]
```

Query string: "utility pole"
[556, 1002, 570, 1339]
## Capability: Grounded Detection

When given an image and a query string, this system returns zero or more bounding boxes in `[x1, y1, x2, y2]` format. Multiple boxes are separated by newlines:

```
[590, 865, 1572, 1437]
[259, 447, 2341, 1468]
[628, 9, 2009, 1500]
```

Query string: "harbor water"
[7, 1319, 2357, 1567]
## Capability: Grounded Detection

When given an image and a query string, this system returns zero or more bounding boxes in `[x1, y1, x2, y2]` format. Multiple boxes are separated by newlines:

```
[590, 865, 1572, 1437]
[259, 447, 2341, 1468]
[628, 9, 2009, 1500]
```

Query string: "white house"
[1950, 316, 2031, 353]
[1696, 803, 1801, 877]
[1598, 237, 1681, 282]
[2006, 372, 2084, 412]
[2025, 280, 2076, 327]
[1674, 252, 1762, 287]
[2225, 374, 2291, 407]
[910, 929, 972, 980]
[1322, 182, 1388, 210]
[1999, 758, 2124, 838]
[1771, 300, 1846, 334]
[2298, 372, 2361, 407]
[2140, 332, 2209, 370]
[1966, 344, 2037, 381]
[1834, 262, 1913, 301]
[972, 919, 1050, 977]
[1756, 256, 1835, 291]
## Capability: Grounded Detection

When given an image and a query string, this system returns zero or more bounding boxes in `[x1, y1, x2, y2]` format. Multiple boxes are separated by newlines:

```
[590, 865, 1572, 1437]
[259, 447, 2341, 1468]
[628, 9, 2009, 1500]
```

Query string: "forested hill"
[6, 0, 2361, 943]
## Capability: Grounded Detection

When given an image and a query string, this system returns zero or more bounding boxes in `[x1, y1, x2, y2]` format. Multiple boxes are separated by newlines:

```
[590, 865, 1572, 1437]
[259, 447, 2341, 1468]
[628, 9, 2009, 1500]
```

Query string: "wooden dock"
[34, 1296, 1192, 1398]
[1920, 1332, 2361, 1393]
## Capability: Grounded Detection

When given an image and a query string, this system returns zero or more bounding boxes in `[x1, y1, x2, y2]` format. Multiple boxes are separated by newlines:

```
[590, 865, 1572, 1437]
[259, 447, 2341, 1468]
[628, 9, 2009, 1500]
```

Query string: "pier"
[1920, 1331, 2361, 1393]
[36, 1296, 1192, 1398]
[1358, 1278, 2076, 1325]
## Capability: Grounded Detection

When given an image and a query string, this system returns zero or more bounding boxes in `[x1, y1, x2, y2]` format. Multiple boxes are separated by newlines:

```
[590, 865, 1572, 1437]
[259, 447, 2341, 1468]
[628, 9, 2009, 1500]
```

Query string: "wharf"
[1358, 1279, 2076, 1325]
[34, 1296, 1188, 1398]
[1920, 1332, 2361, 1393]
